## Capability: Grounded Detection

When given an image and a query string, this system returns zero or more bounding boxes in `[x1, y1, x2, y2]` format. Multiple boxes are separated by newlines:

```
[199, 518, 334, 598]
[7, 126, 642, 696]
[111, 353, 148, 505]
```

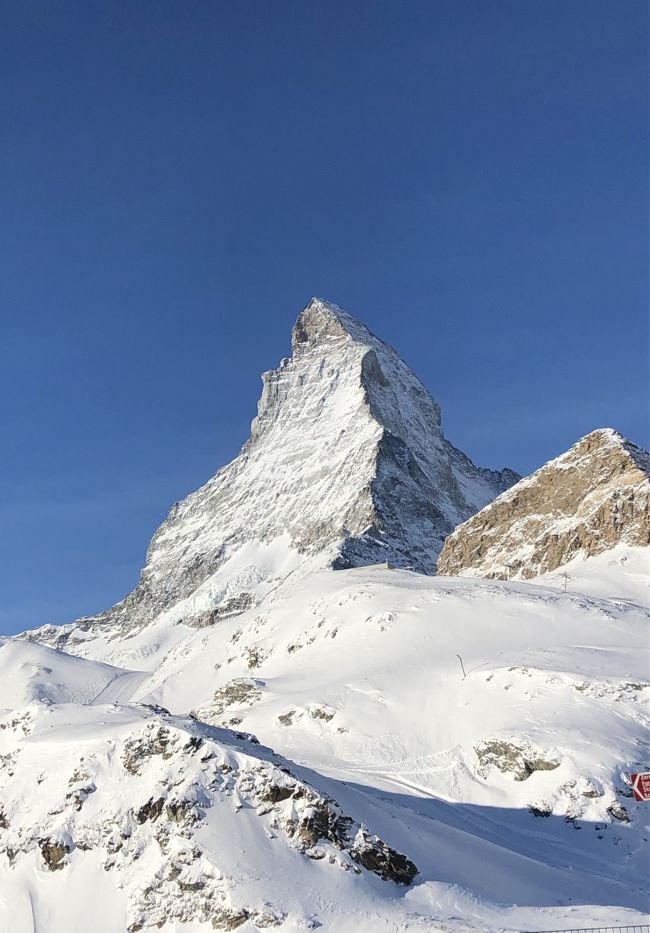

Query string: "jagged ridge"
[437, 428, 650, 580]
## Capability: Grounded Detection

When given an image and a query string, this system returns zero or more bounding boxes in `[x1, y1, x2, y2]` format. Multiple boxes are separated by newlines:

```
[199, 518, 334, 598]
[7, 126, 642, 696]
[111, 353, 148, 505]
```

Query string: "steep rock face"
[437, 429, 650, 580]
[28, 298, 516, 647]
[143, 299, 516, 578]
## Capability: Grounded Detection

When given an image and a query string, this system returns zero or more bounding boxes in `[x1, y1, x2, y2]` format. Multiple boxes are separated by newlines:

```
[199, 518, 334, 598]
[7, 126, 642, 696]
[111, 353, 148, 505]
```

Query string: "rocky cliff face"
[437, 429, 650, 580]
[28, 298, 516, 647]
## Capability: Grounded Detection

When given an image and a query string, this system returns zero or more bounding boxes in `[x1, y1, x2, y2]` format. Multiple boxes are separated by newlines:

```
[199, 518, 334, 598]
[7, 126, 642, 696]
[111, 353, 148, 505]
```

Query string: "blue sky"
[1, 1, 647, 634]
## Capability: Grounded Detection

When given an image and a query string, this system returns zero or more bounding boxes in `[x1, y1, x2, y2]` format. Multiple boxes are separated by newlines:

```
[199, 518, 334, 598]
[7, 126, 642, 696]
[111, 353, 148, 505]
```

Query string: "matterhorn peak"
[290, 297, 372, 351]
[27, 298, 517, 648]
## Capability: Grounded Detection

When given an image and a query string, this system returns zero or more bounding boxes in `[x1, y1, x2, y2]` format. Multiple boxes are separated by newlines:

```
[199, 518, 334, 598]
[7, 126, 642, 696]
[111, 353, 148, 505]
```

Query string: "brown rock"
[438, 429, 649, 580]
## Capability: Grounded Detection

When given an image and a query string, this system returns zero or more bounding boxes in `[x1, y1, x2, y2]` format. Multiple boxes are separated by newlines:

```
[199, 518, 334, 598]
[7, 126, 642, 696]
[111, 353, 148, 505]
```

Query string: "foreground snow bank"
[6, 553, 649, 930]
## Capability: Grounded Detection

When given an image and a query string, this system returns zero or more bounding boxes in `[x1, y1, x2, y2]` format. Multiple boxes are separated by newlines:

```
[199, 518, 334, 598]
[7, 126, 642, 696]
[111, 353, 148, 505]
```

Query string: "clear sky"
[1, 1, 647, 634]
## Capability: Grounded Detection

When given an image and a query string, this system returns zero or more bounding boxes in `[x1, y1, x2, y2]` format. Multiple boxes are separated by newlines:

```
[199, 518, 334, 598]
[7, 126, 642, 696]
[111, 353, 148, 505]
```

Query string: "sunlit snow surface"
[2, 546, 648, 931]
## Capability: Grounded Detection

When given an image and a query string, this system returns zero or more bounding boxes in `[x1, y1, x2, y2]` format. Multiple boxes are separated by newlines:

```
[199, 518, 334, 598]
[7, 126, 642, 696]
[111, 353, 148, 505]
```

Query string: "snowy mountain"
[438, 428, 650, 580]
[3, 549, 649, 932]
[5, 301, 650, 932]
[26, 298, 517, 653]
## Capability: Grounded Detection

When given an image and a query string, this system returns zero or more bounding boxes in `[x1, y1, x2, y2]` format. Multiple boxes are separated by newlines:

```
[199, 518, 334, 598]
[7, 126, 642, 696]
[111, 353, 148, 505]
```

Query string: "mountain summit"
[31, 298, 517, 645]
[438, 428, 650, 580]
[248, 298, 517, 568]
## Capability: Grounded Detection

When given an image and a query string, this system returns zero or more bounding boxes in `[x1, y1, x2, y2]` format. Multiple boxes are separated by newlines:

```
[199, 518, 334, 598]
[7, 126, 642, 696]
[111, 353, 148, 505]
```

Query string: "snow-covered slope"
[7, 302, 650, 931]
[533, 544, 650, 604]
[25, 298, 516, 653]
[438, 428, 650, 580]
[0, 701, 419, 933]
[0, 638, 146, 707]
[3, 559, 649, 931]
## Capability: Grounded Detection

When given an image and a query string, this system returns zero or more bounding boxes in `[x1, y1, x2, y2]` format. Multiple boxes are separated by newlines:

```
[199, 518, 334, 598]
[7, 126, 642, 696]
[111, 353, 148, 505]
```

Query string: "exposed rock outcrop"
[0, 703, 418, 932]
[438, 429, 649, 580]
[475, 739, 560, 782]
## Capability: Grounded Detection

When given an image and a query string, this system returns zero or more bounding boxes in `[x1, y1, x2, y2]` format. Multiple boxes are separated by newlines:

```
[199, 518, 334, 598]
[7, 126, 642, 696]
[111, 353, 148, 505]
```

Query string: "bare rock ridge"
[438, 428, 650, 580]
[28, 298, 517, 645]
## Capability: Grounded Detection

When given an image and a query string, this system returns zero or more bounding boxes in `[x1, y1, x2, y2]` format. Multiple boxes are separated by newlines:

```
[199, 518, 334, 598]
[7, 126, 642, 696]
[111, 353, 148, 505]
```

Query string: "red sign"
[631, 772, 650, 802]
